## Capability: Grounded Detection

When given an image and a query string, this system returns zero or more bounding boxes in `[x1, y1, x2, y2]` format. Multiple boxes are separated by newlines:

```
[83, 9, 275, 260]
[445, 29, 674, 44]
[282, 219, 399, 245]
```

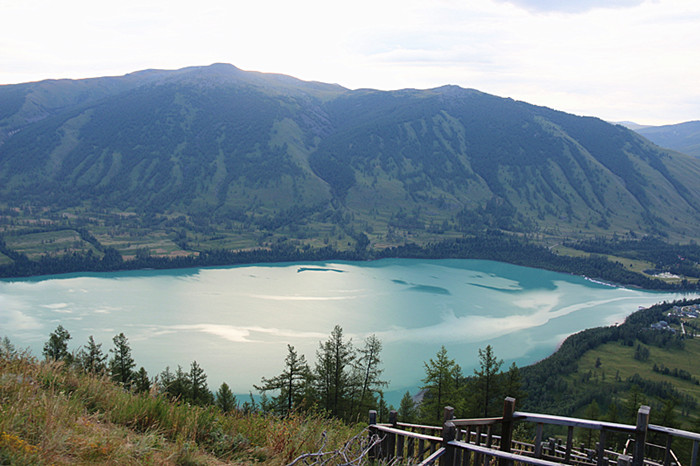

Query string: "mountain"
[615, 121, 652, 131]
[635, 121, 700, 158]
[2, 63, 700, 261]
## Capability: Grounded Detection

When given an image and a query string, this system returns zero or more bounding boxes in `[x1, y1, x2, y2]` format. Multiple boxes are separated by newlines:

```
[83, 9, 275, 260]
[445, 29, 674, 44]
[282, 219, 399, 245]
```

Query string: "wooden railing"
[368, 398, 700, 466]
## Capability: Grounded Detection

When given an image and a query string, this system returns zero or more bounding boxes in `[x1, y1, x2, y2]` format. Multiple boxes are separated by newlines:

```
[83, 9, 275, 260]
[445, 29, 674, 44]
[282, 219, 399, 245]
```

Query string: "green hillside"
[521, 299, 700, 431]
[2, 64, 700, 277]
[637, 121, 700, 157]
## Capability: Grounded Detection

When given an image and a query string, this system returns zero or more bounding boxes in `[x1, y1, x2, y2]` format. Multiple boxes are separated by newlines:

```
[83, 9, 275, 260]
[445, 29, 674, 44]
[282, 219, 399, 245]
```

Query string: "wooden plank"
[632, 406, 650, 466]
[534, 423, 544, 458]
[565, 426, 574, 463]
[649, 424, 700, 442]
[597, 429, 607, 466]
[373, 424, 443, 442]
[418, 447, 446, 466]
[452, 417, 504, 427]
[448, 440, 570, 466]
[515, 411, 636, 433]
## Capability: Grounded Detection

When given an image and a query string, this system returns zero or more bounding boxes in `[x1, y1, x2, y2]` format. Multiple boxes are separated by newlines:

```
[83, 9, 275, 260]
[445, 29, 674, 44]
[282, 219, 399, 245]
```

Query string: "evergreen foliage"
[420, 346, 464, 424]
[109, 333, 136, 388]
[398, 391, 418, 423]
[42, 325, 72, 363]
[350, 334, 388, 420]
[255, 345, 311, 415]
[472, 345, 504, 417]
[216, 382, 237, 413]
[76, 335, 107, 374]
[188, 360, 213, 406]
[133, 367, 151, 393]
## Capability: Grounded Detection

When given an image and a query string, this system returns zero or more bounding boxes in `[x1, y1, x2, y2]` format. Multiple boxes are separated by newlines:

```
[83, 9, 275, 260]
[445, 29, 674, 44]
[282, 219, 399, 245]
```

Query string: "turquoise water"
[0, 259, 693, 404]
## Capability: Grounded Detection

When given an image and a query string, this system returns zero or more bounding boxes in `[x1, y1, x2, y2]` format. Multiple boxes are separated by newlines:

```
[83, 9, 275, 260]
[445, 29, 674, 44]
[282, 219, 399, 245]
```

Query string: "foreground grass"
[0, 351, 362, 465]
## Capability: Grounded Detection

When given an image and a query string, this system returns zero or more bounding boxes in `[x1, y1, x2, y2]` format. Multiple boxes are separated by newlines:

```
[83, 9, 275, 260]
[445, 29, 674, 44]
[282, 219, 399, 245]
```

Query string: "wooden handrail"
[514, 411, 638, 433]
[372, 424, 443, 443]
[452, 416, 504, 427]
[448, 440, 569, 466]
[648, 424, 700, 442]
[369, 400, 697, 466]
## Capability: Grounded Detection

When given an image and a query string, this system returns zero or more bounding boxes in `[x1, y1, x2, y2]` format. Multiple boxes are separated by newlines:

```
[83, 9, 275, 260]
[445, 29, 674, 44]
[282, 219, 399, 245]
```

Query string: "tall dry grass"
[0, 348, 362, 465]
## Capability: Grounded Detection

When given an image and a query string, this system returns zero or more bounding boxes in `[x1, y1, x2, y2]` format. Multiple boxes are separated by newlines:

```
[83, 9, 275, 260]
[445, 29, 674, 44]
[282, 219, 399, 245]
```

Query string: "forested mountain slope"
[2, 63, 700, 266]
[636, 121, 700, 158]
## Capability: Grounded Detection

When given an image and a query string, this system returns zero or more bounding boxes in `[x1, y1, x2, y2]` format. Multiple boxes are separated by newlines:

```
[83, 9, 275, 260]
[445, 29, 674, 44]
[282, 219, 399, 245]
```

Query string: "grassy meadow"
[0, 349, 363, 465]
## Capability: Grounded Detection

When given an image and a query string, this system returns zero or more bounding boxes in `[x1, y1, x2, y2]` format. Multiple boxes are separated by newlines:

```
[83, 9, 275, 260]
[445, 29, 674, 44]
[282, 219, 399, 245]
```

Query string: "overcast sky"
[1, 0, 698, 125]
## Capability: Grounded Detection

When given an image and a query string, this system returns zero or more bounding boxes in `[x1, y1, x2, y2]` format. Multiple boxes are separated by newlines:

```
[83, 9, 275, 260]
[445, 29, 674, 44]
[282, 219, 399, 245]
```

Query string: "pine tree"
[43, 325, 72, 362]
[583, 400, 601, 448]
[134, 367, 150, 393]
[109, 333, 135, 387]
[158, 366, 175, 395]
[351, 334, 387, 418]
[625, 384, 645, 423]
[216, 382, 237, 413]
[314, 325, 355, 418]
[77, 335, 107, 374]
[1, 336, 16, 358]
[502, 362, 525, 404]
[188, 360, 212, 406]
[398, 390, 418, 423]
[473, 345, 503, 417]
[255, 344, 311, 415]
[421, 346, 463, 424]
[167, 365, 190, 401]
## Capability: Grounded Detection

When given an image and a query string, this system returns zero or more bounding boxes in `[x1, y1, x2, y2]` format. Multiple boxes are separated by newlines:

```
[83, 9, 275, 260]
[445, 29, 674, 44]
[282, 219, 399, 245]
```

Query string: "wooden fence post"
[565, 426, 574, 463]
[597, 429, 607, 466]
[618, 454, 632, 466]
[500, 397, 516, 457]
[534, 423, 544, 458]
[441, 421, 457, 466]
[369, 410, 378, 462]
[444, 406, 455, 423]
[386, 410, 398, 461]
[663, 434, 673, 466]
[632, 406, 650, 466]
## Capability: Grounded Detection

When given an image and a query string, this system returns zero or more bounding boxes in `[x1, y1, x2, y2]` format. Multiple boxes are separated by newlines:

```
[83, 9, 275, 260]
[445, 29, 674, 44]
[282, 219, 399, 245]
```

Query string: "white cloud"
[494, 0, 646, 14]
[0, 0, 698, 124]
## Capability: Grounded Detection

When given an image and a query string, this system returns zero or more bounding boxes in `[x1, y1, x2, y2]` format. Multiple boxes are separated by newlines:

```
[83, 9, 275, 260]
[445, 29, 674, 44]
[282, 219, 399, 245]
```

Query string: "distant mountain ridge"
[2, 63, 700, 249]
[634, 121, 700, 158]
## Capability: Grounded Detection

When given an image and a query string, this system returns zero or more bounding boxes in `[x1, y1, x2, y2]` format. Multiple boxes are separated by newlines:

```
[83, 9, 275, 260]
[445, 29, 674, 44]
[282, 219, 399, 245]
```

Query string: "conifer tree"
[188, 360, 212, 405]
[473, 345, 503, 417]
[583, 400, 601, 447]
[43, 325, 72, 362]
[398, 390, 418, 423]
[77, 335, 107, 374]
[158, 366, 175, 395]
[421, 346, 463, 423]
[216, 382, 237, 413]
[109, 333, 135, 387]
[255, 344, 311, 415]
[351, 334, 387, 418]
[502, 362, 524, 404]
[168, 365, 190, 400]
[0, 336, 15, 358]
[134, 367, 150, 393]
[314, 325, 355, 418]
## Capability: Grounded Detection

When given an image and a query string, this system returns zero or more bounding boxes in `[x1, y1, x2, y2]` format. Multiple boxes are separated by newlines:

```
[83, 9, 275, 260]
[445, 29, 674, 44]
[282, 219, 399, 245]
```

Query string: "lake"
[0, 258, 693, 405]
